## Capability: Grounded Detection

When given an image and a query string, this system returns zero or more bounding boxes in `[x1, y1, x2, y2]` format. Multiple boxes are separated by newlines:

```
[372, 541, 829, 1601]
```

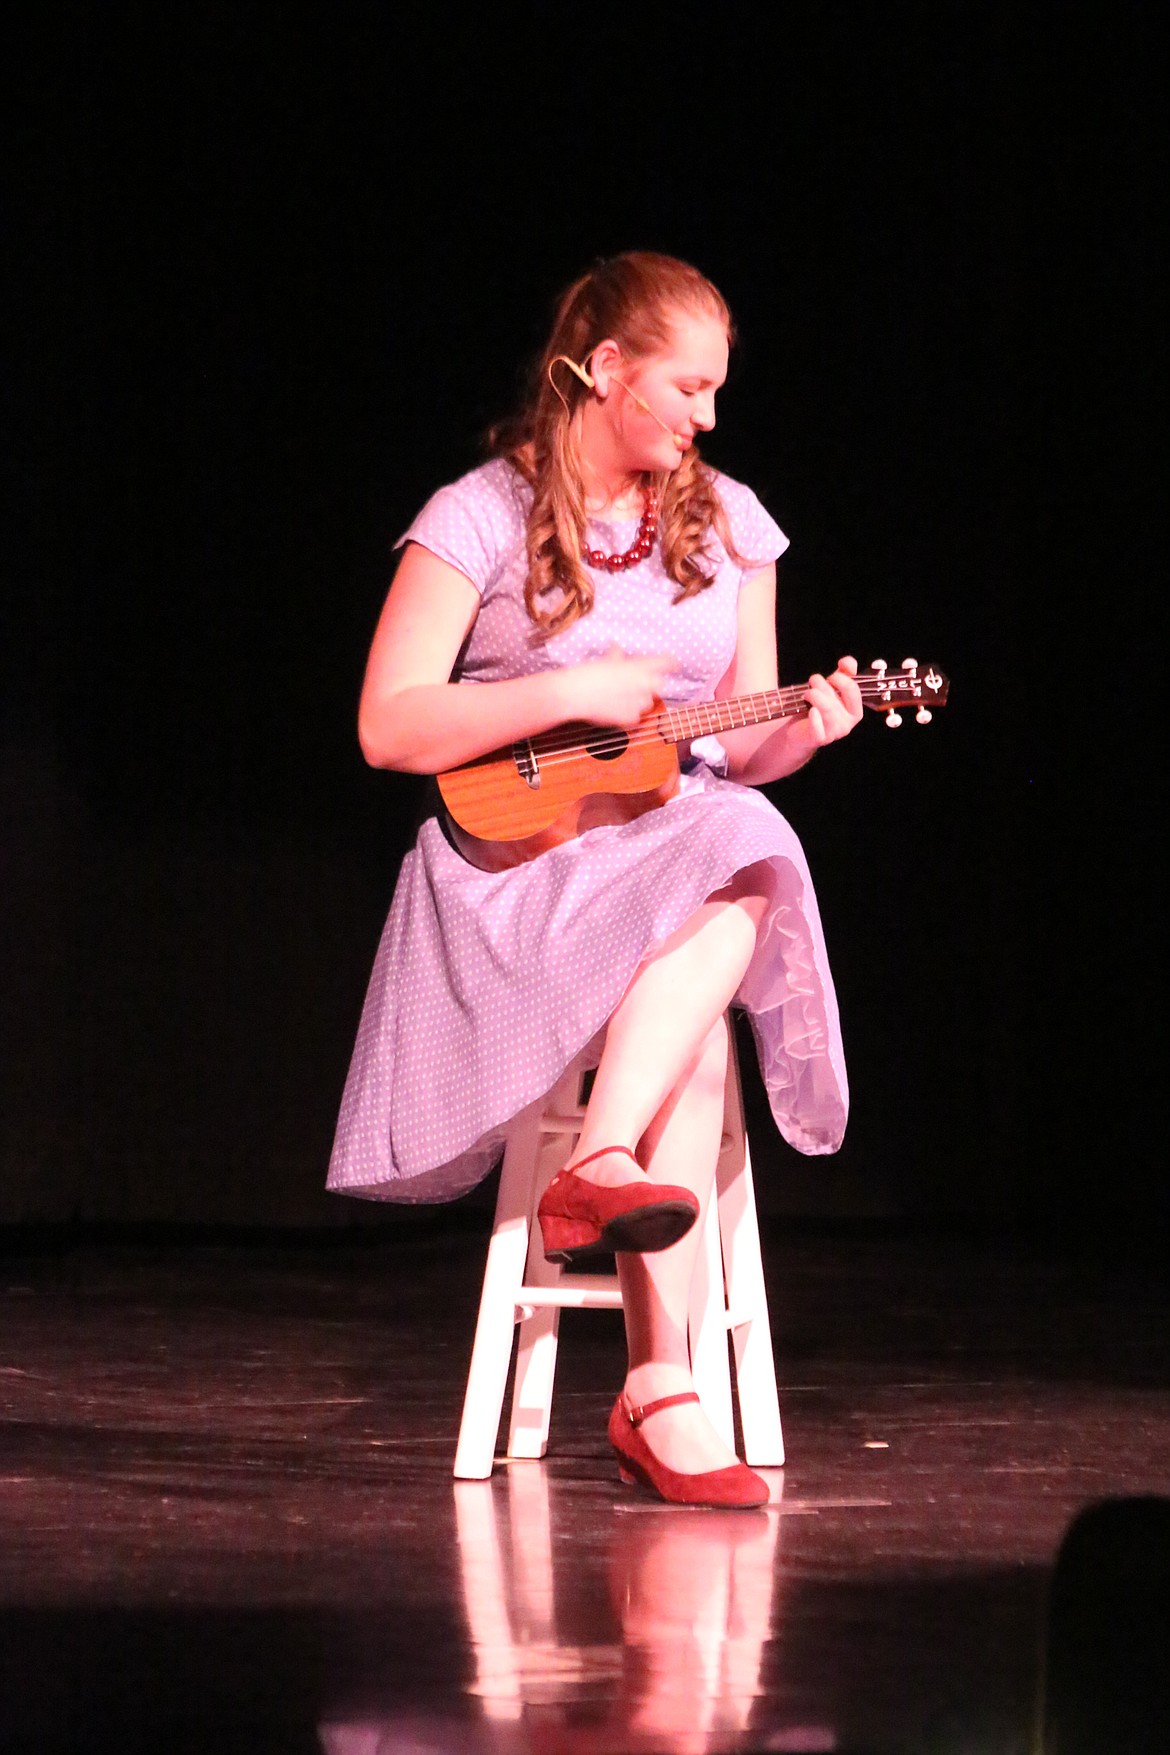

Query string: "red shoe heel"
[536, 1214, 601, 1260]
[536, 1147, 700, 1268]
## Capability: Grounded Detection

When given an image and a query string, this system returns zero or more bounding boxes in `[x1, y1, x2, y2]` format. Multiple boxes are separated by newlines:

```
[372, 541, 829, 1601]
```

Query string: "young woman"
[329, 252, 862, 1506]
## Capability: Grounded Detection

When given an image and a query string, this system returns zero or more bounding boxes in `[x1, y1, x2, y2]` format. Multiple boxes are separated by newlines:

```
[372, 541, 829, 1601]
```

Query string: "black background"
[4, 3, 1162, 1243]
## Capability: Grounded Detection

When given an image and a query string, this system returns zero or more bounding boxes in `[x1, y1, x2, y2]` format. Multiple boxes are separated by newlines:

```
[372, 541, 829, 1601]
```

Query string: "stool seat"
[453, 1023, 784, 1480]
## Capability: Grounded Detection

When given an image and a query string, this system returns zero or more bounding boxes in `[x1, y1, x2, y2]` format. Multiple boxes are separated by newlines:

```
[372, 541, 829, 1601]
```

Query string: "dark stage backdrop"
[4, 6, 1161, 1239]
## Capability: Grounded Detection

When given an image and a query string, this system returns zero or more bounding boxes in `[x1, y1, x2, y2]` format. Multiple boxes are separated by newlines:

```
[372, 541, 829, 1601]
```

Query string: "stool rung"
[515, 1285, 624, 1313]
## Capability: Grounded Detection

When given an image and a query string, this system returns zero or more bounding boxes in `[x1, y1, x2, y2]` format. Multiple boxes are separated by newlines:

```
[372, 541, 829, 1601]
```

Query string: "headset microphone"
[547, 355, 680, 443]
[611, 375, 679, 441]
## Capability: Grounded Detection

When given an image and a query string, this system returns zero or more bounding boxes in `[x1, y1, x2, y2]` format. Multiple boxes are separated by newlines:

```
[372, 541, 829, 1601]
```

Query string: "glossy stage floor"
[1, 1218, 1167, 1754]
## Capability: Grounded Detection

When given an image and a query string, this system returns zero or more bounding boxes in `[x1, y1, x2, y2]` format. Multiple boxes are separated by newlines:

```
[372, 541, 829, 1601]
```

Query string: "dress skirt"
[327, 767, 848, 1203]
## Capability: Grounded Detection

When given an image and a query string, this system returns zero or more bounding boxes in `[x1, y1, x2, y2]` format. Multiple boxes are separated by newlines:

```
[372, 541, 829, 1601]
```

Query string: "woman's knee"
[710, 859, 771, 904]
[691, 1012, 730, 1094]
[708, 865, 771, 938]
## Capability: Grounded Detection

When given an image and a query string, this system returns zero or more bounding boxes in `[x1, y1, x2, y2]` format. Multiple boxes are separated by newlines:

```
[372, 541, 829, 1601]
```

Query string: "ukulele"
[438, 658, 949, 872]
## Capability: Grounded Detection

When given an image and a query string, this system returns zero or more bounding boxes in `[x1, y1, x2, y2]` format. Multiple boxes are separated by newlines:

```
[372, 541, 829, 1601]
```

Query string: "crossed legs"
[568, 868, 771, 1473]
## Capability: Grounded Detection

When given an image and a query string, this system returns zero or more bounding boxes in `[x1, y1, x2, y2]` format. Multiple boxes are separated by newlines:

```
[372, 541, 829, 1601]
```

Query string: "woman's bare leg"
[569, 871, 770, 1181]
[565, 869, 771, 1473]
[617, 1013, 742, 1472]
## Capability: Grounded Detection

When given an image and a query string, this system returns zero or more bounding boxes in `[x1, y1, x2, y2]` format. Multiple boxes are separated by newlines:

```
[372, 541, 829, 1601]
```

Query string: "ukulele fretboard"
[658, 686, 809, 744]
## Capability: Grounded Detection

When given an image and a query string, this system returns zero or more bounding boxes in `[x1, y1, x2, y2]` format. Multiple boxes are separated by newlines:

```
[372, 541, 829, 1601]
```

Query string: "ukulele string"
[521, 686, 811, 761]
[524, 704, 811, 769]
[512, 677, 911, 768]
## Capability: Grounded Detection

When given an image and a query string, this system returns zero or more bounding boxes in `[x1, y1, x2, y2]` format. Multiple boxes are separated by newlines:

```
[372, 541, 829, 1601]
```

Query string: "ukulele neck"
[657, 687, 808, 745]
[655, 669, 939, 743]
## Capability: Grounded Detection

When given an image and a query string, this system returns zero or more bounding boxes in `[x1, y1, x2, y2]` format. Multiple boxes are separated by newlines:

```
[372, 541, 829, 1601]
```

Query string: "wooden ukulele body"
[438, 707, 680, 872]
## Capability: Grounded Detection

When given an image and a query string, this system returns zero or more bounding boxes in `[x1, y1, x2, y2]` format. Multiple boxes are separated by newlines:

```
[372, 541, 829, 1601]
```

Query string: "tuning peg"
[916, 707, 932, 725]
[886, 710, 902, 728]
[872, 658, 887, 676]
[902, 657, 918, 671]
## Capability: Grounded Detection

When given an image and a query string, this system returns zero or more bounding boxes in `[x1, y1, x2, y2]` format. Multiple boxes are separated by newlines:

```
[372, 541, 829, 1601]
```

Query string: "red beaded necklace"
[584, 490, 659, 572]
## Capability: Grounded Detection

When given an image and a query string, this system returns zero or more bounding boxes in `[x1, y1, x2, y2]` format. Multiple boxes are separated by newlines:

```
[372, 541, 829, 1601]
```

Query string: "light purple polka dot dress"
[327, 459, 848, 1203]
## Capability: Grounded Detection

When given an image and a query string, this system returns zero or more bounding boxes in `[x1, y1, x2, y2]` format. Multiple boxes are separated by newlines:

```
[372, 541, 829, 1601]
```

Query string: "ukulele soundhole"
[584, 728, 629, 763]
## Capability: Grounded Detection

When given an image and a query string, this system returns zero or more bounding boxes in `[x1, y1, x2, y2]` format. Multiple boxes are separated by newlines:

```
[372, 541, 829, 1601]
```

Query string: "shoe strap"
[563, 1145, 639, 1175]
[626, 1390, 701, 1427]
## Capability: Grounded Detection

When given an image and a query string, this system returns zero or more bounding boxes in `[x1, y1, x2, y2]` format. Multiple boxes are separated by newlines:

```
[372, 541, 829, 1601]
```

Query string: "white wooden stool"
[453, 1024, 785, 1480]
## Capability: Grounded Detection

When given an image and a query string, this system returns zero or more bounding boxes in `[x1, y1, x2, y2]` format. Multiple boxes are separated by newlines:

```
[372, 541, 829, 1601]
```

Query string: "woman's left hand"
[803, 656, 864, 747]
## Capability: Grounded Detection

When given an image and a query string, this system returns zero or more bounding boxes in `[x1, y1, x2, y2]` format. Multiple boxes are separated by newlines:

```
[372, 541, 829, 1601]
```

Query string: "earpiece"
[547, 356, 676, 442]
[548, 354, 595, 390]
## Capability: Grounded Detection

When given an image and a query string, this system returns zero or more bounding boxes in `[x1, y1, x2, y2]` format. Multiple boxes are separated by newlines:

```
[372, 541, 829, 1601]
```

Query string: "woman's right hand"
[560, 648, 677, 728]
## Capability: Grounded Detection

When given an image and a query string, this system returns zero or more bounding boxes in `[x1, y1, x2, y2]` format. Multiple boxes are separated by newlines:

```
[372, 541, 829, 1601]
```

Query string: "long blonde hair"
[488, 252, 742, 638]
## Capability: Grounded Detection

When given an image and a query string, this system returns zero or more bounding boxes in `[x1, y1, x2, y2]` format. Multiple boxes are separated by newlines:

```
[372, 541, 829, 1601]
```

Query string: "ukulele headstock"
[860, 658, 950, 727]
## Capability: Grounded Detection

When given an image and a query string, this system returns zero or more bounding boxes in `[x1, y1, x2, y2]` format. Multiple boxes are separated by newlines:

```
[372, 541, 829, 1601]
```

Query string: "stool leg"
[689, 1186, 736, 1452]
[507, 1073, 585, 1460]
[717, 1055, 784, 1467]
[507, 1168, 566, 1459]
[507, 1303, 560, 1459]
[454, 1107, 542, 1480]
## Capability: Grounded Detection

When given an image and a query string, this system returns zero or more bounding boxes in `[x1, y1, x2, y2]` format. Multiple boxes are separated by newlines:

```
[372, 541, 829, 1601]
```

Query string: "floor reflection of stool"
[451, 1465, 781, 1734]
[454, 1025, 784, 1480]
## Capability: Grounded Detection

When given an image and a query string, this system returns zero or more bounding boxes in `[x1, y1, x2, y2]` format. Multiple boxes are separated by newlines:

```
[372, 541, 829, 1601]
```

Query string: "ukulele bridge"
[513, 738, 541, 789]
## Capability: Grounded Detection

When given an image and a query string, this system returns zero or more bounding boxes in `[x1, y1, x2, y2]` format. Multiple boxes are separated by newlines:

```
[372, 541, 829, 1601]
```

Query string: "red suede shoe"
[608, 1391, 770, 1508]
[536, 1146, 700, 1267]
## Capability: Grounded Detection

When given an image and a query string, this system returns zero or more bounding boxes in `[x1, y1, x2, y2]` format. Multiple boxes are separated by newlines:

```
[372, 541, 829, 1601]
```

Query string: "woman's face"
[611, 308, 730, 474]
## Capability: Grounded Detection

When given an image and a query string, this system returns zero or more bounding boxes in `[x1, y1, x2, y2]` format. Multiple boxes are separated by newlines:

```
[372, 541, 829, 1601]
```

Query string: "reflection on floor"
[1, 1221, 1168, 1753]
[447, 1465, 787, 1752]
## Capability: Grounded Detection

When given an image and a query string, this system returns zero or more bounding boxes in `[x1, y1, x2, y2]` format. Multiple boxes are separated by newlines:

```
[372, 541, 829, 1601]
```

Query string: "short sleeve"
[395, 462, 521, 598]
[714, 474, 790, 576]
